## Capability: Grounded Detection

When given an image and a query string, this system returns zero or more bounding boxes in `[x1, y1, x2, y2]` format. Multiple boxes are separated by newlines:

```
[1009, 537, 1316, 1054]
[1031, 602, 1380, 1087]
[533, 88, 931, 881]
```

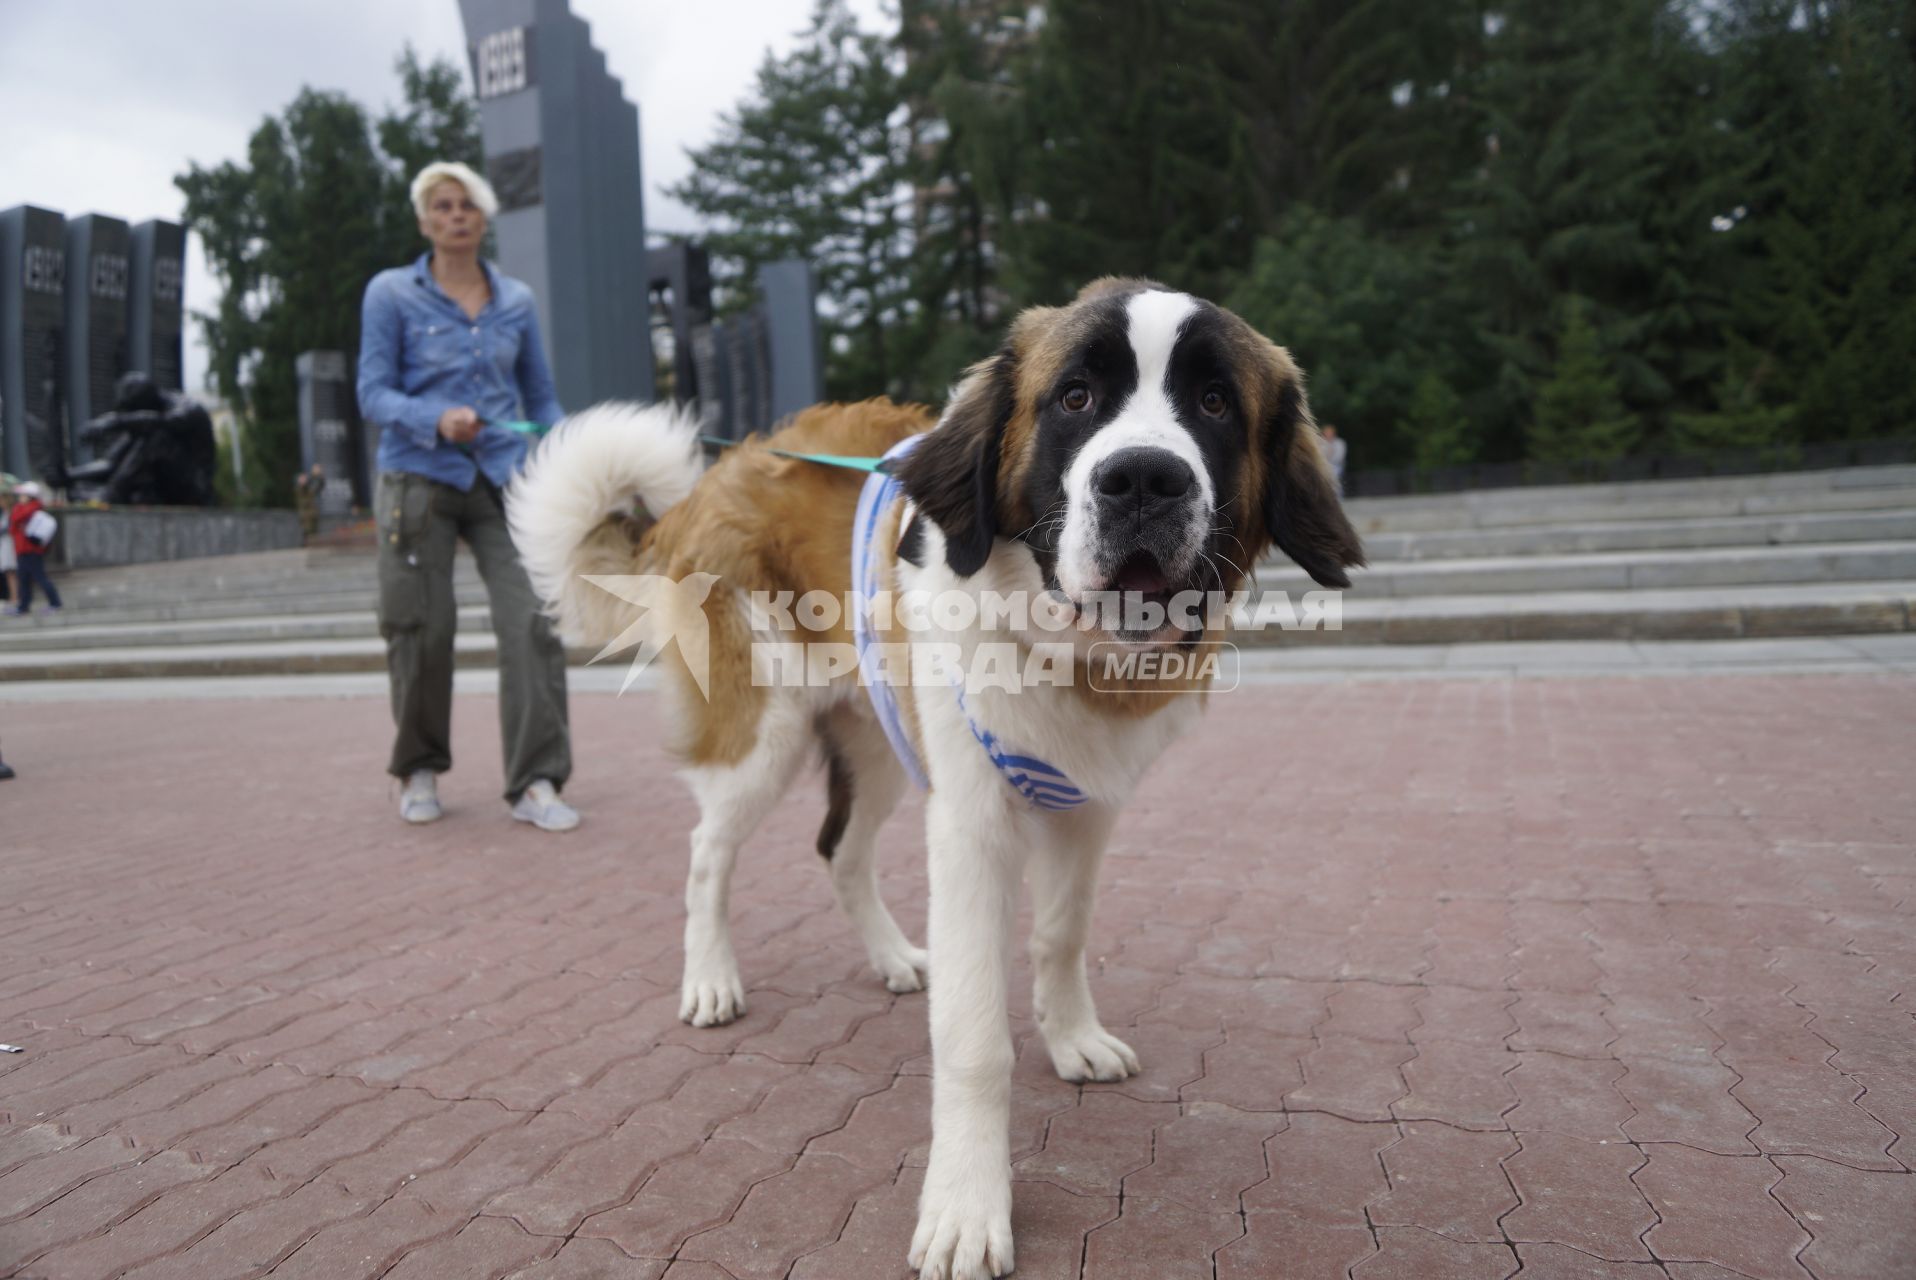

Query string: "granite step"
[1344, 463, 1916, 532]
[8, 539, 1911, 654]
[3, 580, 1908, 679]
[1257, 540, 1916, 598]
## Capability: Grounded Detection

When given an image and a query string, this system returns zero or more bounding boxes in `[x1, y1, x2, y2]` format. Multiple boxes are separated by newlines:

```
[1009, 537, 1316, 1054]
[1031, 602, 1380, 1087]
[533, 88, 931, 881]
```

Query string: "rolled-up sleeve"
[514, 304, 564, 427]
[357, 276, 444, 449]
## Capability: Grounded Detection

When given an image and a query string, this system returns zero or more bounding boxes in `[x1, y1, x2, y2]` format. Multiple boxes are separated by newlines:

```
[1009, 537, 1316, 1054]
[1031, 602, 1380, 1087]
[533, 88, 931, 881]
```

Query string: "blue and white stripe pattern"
[850, 433, 1087, 812]
[852, 435, 931, 790]
[952, 683, 1089, 812]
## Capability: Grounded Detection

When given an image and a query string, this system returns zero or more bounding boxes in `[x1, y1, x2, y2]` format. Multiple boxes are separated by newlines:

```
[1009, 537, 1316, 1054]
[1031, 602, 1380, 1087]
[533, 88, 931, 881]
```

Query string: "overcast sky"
[0, 0, 885, 395]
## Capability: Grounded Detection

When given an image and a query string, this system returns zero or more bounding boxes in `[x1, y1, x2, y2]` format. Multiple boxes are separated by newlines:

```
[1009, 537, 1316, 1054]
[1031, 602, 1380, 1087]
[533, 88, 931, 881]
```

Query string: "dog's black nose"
[1093, 447, 1195, 517]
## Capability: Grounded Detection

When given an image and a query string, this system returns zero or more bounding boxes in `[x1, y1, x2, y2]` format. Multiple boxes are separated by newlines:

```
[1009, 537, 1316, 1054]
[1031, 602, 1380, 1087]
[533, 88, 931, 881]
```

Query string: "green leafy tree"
[176, 47, 480, 506]
[376, 49, 486, 198]
[671, 0, 912, 400]
[1228, 206, 1472, 467]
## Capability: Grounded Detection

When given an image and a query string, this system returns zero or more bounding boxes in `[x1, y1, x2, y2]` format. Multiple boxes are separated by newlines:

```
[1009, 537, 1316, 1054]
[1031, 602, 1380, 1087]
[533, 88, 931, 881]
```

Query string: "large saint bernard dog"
[509, 278, 1363, 1280]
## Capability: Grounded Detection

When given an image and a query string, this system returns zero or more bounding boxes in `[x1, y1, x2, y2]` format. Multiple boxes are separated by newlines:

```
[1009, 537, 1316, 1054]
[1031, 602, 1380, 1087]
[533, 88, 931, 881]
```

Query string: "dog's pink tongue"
[1113, 555, 1169, 594]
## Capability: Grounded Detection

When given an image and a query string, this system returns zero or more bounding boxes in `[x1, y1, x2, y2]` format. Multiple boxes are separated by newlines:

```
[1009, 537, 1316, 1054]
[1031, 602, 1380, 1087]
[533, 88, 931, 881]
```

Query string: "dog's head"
[899, 277, 1365, 644]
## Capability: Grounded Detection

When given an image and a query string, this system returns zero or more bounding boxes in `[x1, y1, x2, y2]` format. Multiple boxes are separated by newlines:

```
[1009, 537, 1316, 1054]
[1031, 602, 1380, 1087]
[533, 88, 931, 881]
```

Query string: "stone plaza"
[2, 465, 1913, 1278]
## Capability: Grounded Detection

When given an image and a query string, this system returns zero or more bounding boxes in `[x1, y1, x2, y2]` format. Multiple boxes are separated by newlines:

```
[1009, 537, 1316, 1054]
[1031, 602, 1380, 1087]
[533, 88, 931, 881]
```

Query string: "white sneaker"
[511, 779, 579, 832]
[400, 770, 443, 824]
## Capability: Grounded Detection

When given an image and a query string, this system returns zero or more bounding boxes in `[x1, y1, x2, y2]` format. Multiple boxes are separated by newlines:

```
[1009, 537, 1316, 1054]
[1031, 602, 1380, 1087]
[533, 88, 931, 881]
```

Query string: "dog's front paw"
[909, 1171, 1013, 1280]
[679, 966, 746, 1027]
[1044, 1023, 1140, 1083]
[874, 942, 930, 994]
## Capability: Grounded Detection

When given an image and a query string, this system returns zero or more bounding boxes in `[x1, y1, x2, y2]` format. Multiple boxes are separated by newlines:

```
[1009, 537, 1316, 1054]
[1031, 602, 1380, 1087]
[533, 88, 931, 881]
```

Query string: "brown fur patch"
[632, 399, 933, 766]
[1074, 275, 1171, 303]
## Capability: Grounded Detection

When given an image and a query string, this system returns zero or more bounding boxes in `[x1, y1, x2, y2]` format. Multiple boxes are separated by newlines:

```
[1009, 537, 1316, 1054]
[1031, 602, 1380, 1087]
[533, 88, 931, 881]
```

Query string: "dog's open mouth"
[1068, 550, 1202, 641]
[1107, 550, 1178, 609]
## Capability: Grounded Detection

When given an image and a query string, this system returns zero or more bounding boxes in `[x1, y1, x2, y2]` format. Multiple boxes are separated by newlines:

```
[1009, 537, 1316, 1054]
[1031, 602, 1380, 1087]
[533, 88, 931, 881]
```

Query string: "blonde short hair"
[410, 161, 499, 220]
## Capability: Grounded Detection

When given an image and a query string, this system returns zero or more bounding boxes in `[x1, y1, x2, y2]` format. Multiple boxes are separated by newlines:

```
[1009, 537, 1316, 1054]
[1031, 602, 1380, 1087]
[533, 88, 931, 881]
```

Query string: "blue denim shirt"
[357, 253, 565, 491]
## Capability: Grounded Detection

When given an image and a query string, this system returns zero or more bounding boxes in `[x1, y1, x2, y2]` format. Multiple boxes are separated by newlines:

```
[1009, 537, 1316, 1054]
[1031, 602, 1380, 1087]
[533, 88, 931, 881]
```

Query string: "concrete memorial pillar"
[63, 214, 131, 466]
[0, 205, 68, 480]
[646, 242, 713, 405]
[457, 0, 653, 410]
[296, 351, 357, 517]
[759, 258, 823, 423]
[127, 220, 185, 392]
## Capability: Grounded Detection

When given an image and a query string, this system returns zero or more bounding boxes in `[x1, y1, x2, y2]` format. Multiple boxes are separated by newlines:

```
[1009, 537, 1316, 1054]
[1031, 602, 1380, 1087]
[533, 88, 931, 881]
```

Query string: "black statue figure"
[60, 373, 217, 507]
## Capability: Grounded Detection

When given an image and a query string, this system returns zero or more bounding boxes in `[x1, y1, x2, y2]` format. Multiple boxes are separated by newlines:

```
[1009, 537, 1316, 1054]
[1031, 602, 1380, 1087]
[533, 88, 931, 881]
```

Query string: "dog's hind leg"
[679, 695, 812, 1027]
[817, 702, 927, 994]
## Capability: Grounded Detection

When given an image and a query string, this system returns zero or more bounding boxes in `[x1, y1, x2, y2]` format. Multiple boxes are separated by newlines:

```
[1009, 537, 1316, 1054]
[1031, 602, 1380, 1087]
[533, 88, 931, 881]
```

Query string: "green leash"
[492, 418, 551, 438]
[699, 433, 892, 473]
[489, 419, 892, 474]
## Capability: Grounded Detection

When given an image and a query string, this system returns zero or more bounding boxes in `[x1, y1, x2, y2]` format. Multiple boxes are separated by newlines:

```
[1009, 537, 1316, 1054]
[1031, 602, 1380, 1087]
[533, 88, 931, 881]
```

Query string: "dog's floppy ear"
[1262, 369, 1366, 589]
[898, 350, 1015, 577]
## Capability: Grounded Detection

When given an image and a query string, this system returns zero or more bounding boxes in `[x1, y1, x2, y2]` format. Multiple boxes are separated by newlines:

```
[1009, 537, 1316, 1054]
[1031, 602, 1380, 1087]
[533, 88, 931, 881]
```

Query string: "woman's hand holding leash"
[436, 406, 482, 444]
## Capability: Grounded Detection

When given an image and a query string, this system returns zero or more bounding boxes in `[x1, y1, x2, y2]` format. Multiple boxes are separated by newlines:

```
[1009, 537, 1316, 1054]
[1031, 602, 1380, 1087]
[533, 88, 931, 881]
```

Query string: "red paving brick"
[1, 677, 1913, 1277]
[1354, 1228, 1518, 1279]
[1634, 1145, 1810, 1279]
[505, 1236, 668, 1278]
[1370, 1124, 1520, 1242]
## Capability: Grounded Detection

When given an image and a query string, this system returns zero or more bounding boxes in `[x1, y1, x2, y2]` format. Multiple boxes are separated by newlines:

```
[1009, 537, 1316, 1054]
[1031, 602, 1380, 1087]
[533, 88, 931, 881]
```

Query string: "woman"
[357, 160, 578, 831]
[0, 482, 17, 608]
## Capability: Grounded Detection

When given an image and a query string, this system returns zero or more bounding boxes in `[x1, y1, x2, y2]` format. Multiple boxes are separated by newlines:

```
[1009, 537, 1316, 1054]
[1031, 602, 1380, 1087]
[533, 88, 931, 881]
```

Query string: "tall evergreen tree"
[1529, 296, 1642, 463]
[1706, 0, 1916, 444]
[670, 0, 911, 400]
[1405, 371, 1477, 471]
[1253, 0, 1483, 228]
[1449, 0, 1728, 460]
[674, 0, 1916, 464]
[892, 0, 1032, 399]
[1004, 0, 1266, 305]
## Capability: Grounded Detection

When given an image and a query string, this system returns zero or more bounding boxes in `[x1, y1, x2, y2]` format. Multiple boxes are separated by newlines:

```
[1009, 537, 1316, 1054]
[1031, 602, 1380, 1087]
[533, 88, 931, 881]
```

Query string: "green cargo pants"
[376, 470, 571, 803]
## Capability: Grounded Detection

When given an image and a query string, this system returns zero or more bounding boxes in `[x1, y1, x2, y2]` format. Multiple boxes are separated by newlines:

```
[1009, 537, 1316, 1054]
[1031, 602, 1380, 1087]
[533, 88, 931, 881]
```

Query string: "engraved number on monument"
[92, 253, 128, 301]
[474, 27, 532, 99]
[23, 245, 64, 295]
[155, 257, 182, 304]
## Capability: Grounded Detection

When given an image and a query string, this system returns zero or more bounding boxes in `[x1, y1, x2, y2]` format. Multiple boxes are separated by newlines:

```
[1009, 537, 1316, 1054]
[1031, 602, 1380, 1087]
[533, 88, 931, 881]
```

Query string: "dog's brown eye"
[1061, 383, 1092, 413]
[1200, 387, 1228, 418]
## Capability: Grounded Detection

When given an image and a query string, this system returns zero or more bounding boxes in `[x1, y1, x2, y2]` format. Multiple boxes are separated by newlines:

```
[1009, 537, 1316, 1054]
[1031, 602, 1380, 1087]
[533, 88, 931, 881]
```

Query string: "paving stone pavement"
[1, 676, 1913, 1279]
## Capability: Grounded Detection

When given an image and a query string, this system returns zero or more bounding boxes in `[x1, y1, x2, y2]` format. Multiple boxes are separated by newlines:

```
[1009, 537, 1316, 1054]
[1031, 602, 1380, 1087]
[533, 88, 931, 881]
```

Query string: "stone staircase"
[2, 465, 1913, 680]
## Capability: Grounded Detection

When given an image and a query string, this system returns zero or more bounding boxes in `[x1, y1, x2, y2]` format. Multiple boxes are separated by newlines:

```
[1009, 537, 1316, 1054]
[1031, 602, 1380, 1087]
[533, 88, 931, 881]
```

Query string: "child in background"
[6, 480, 62, 615]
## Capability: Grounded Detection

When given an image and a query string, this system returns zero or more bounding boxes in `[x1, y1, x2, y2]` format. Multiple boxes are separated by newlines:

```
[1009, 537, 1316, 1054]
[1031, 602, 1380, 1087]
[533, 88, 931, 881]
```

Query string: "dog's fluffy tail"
[507, 401, 706, 644]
